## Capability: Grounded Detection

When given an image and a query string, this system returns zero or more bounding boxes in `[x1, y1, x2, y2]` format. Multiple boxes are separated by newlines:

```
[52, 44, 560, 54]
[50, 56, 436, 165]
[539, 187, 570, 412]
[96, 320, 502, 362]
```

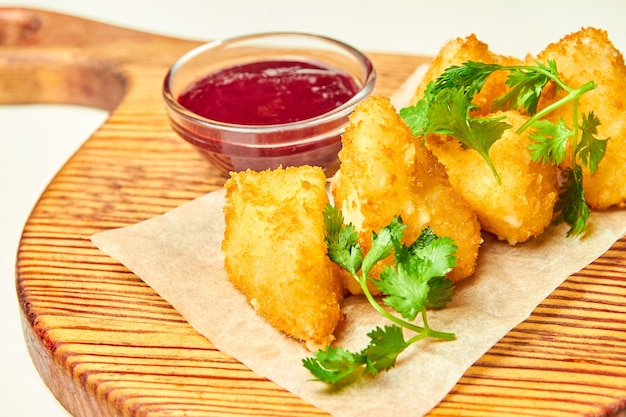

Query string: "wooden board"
[5, 7, 626, 417]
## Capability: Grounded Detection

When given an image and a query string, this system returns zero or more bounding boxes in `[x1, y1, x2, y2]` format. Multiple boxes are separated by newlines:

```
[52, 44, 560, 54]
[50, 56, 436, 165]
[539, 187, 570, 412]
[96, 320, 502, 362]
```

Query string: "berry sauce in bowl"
[163, 32, 376, 176]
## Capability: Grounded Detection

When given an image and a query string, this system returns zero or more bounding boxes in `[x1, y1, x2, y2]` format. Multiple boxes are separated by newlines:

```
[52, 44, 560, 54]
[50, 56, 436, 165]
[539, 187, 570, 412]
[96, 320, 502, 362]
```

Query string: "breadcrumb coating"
[410, 33, 522, 115]
[331, 96, 482, 295]
[222, 166, 343, 347]
[410, 33, 561, 244]
[425, 111, 559, 245]
[219, 27, 624, 347]
[534, 27, 626, 210]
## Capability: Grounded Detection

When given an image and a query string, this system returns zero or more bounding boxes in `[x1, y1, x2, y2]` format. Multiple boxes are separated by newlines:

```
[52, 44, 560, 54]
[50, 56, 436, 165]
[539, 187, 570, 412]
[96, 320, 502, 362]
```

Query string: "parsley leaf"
[303, 207, 457, 385]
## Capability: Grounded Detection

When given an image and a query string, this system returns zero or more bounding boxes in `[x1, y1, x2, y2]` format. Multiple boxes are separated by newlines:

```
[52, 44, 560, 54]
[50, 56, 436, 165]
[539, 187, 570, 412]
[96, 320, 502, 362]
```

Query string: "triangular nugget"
[223, 166, 343, 348]
[535, 27, 626, 210]
[331, 95, 482, 294]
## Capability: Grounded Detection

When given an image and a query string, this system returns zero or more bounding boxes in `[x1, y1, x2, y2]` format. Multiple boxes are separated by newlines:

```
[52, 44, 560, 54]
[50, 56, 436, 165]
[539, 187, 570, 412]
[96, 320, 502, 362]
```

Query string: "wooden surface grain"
[5, 7, 626, 417]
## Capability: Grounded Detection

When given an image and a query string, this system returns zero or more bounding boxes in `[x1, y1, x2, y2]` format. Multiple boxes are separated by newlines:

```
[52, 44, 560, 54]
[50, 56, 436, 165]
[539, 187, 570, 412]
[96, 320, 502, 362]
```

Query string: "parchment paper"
[90, 65, 626, 416]
[91, 187, 626, 417]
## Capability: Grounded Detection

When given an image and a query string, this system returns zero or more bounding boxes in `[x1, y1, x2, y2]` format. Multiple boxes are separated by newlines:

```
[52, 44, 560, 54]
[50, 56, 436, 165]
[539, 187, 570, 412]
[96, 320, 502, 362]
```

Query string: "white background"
[2, 1, 625, 415]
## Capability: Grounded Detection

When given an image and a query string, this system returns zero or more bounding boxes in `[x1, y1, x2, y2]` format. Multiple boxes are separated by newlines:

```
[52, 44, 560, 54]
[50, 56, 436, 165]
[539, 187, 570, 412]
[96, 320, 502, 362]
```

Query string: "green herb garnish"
[399, 60, 609, 236]
[302, 205, 457, 386]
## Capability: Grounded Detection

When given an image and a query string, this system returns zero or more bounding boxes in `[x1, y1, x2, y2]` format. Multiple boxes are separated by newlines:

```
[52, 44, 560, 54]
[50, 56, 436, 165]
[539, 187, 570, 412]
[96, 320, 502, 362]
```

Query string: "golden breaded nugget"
[534, 27, 626, 210]
[222, 166, 343, 347]
[425, 111, 559, 245]
[331, 96, 482, 294]
[410, 34, 522, 115]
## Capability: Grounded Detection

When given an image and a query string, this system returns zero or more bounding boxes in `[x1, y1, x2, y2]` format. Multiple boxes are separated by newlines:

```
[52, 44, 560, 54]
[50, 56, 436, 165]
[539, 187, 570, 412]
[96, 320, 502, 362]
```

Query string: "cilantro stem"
[421, 310, 455, 340]
[401, 61, 603, 239]
[571, 97, 580, 169]
[307, 211, 458, 385]
[506, 64, 570, 92]
[476, 147, 501, 184]
[356, 272, 455, 341]
[516, 80, 596, 134]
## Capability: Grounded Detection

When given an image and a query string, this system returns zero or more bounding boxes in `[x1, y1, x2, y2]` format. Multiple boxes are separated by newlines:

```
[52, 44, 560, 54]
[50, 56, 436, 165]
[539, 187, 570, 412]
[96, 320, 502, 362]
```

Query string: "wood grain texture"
[5, 7, 626, 417]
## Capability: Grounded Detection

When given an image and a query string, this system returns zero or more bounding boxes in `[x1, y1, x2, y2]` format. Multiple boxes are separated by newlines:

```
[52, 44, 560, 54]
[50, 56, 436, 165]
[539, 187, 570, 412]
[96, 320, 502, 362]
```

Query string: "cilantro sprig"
[399, 60, 609, 236]
[400, 80, 510, 183]
[302, 205, 457, 386]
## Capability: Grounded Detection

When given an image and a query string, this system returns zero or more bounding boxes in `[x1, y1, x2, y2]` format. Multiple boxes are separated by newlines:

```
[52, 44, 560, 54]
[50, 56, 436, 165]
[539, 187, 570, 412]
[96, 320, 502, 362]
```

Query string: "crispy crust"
[410, 33, 564, 244]
[331, 95, 482, 294]
[425, 111, 559, 245]
[410, 34, 522, 115]
[535, 27, 626, 210]
[222, 166, 343, 346]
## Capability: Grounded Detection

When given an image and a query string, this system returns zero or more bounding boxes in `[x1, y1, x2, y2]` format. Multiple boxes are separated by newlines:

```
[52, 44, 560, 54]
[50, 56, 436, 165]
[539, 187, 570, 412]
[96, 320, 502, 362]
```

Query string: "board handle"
[0, 7, 202, 110]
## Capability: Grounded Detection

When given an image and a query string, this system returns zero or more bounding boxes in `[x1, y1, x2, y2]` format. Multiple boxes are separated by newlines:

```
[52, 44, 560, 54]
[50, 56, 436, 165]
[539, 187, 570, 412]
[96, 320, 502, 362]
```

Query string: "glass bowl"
[162, 32, 376, 176]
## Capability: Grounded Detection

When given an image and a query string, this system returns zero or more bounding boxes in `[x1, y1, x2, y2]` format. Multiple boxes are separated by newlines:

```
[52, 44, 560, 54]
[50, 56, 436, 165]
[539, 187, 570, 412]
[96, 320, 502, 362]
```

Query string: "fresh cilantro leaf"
[432, 61, 502, 97]
[466, 114, 512, 158]
[391, 232, 412, 266]
[419, 87, 510, 182]
[361, 326, 409, 375]
[302, 346, 364, 385]
[577, 111, 608, 173]
[398, 85, 431, 136]
[492, 60, 557, 115]
[411, 226, 438, 248]
[323, 204, 362, 275]
[323, 203, 344, 238]
[377, 262, 430, 321]
[426, 277, 455, 309]
[528, 118, 572, 165]
[301, 326, 410, 385]
[400, 60, 604, 237]
[411, 235, 458, 283]
[411, 230, 457, 309]
[361, 216, 405, 277]
[554, 165, 590, 237]
[376, 230, 458, 320]
[305, 213, 457, 385]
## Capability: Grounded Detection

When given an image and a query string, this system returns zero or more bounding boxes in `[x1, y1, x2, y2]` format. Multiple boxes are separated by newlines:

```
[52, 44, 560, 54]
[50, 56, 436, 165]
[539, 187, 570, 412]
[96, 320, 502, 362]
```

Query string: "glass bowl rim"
[162, 31, 377, 139]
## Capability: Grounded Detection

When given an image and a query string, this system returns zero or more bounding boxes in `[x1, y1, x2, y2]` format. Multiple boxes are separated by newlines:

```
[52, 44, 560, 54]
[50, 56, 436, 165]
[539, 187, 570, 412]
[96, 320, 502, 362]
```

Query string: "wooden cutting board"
[5, 7, 626, 417]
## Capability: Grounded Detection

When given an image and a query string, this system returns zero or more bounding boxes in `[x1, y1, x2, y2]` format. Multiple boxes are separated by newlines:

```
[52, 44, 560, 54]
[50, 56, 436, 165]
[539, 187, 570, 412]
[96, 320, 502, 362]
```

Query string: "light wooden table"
[5, 7, 626, 417]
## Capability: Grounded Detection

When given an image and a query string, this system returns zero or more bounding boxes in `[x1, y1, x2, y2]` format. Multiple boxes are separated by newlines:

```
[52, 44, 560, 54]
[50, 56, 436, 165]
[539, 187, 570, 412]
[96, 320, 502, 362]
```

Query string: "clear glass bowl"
[162, 32, 376, 176]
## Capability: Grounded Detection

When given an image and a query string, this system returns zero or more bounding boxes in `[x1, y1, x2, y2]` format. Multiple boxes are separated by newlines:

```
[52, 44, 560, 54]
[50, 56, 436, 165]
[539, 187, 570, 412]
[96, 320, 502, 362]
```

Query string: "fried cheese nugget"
[222, 166, 343, 348]
[410, 34, 522, 115]
[331, 96, 481, 295]
[534, 27, 626, 210]
[425, 111, 559, 245]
